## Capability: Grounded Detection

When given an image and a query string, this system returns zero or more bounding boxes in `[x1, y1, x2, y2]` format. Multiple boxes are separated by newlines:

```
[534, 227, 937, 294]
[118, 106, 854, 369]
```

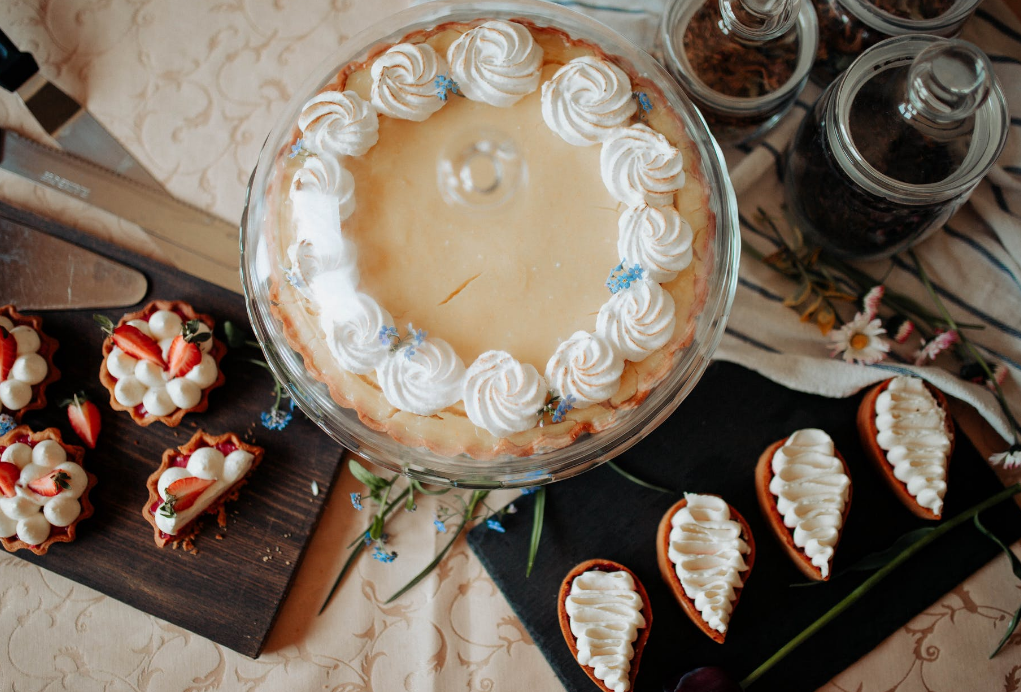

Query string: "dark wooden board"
[0, 202, 343, 658]
[469, 361, 1021, 691]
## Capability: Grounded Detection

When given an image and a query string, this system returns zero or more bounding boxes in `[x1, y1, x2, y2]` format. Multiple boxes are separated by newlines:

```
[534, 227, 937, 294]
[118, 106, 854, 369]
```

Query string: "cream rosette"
[290, 154, 356, 222]
[617, 204, 693, 283]
[544, 331, 624, 408]
[322, 293, 395, 375]
[447, 20, 543, 108]
[298, 90, 379, 157]
[371, 43, 448, 121]
[378, 336, 466, 416]
[596, 278, 676, 363]
[601, 123, 686, 206]
[463, 350, 547, 437]
[541, 56, 637, 146]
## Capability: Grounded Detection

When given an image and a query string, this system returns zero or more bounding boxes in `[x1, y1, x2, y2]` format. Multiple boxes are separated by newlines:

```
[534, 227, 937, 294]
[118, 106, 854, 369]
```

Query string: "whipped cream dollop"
[875, 376, 952, 516]
[378, 336, 466, 416]
[0, 319, 47, 412]
[447, 20, 543, 108]
[541, 56, 637, 147]
[596, 279, 676, 363]
[617, 204, 693, 283]
[298, 90, 379, 157]
[601, 124, 685, 207]
[668, 493, 751, 634]
[565, 570, 646, 692]
[463, 350, 547, 438]
[545, 331, 624, 408]
[371, 42, 448, 121]
[155, 445, 254, 535]
[288, 186, 360, 301]
[322, 292, 394, 375]
[290, 154, 356, 222]
[0, 440, 88, 545]
[769, 429, 850, 578]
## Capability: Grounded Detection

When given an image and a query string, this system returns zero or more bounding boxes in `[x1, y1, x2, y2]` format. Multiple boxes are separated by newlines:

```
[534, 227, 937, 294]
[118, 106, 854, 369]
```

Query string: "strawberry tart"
[143, 431, 264, 548]
[0, 425, 96, 555]
[0, 305, 60, 421]
[97, 300, 226, 427]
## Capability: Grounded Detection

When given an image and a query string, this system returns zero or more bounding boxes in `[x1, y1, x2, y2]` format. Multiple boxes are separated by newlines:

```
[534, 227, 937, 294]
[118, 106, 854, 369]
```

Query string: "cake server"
[0, 218, 148, 310]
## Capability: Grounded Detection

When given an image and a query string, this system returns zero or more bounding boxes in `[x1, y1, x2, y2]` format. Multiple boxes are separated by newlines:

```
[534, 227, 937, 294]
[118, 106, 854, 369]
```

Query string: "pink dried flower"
[893, 319, 915, 344]
[989, 447, 1021, 470]
[913, 329, 959, 365]
[862, 285, 885, 320]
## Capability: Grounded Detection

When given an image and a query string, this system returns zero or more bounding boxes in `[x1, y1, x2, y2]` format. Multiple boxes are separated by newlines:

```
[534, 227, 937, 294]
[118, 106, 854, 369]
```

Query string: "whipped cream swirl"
[545, 331, 624, 408]
[601, 124, 685, 206]
[596, 279, 676, 363]
[290, 154, 356, 221]
[447, 20, 543, 108]
[668, 493, 750, 634]
[371, 43, 448, 121]
[298, 90, 379, 157]
[321, 292, 394, 375]
[378, 336, 465, 416]
[541, 56, 637, 146]
[463, 350, 547, 438]
[769, 428, 850, 578]
[617, 204, 693, 283]
[875, 376, 952, 516]
[565, 570, 646, 692]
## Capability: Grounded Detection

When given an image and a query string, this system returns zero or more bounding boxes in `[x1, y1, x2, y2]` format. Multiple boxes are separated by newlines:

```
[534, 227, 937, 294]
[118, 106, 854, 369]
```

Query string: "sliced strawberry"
[166, 335, 201, 378]
[28, 470, 71, 497]
[66, 394, 101, 449]
[0, 327, 16, 381]
[0, 461, 19, 497]
[165, 476, 214, 511]
[112, 324, 164, 367]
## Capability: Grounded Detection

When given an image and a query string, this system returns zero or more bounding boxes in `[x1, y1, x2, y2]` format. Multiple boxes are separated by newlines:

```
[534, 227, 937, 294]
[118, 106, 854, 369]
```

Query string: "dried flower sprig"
[606, 260, 646, 294]
[537, 391, 575, 426]
[378, 323, 428, 360]
[435, 75, 462, 101]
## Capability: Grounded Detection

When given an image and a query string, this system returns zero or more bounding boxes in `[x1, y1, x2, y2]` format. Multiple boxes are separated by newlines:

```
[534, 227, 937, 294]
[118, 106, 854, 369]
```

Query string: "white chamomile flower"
[829, 312, 889, 365]
[989, 446, 1021, 470]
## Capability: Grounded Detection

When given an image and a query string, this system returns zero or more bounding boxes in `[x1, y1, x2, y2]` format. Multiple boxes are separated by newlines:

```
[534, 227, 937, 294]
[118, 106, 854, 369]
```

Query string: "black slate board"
[0, 203, 343, 658]
[468, 361, 1021, 691]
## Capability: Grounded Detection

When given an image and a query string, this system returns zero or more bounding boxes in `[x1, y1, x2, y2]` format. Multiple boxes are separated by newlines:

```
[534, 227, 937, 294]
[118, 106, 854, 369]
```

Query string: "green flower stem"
[346, 483, 406, 549]
[606, 461, 673, 493]
[526, 487, 546, 578]
[740, 482, 1021, 689]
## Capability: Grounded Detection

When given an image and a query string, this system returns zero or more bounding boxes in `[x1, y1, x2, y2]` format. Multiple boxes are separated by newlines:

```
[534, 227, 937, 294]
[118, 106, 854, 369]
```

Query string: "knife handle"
[0, 27, 38, 93]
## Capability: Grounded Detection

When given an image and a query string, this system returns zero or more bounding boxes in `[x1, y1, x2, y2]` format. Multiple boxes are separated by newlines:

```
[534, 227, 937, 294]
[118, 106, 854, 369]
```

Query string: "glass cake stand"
[240, 0, 740, 488]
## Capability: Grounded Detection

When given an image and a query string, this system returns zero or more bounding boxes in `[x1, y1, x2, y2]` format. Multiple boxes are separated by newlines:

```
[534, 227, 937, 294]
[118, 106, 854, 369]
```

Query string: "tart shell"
[557, 558, 652, 692]
[0, 426, 96, 556]
[143, 430, 264, 548]
[99, 300, 227, 427]
[655, 496, 755, 644]
[0, 305, 61, 422]
[857, 378, 955, 521]
[755, 436, 853, 582]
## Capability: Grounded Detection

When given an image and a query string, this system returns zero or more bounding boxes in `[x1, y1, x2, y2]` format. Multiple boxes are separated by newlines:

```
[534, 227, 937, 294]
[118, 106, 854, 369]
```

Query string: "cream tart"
[144, 431, 263, 548]
[558, 559, 651, 692]
[98, 300, 226, 427]
[265, 18, 715, 459]
[0, 305, 60, 422]
[656, 493, 753, 643]
[858, 376, 955, 520]
[756, 429, 852, 581]
[0, 426, 96, 555]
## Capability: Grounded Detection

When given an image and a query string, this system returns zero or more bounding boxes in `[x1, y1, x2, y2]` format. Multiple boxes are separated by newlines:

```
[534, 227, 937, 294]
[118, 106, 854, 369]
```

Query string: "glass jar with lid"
[784, 36, 1008, 260]
[811, 0, 981, 85]
[660, 0, 819, 144]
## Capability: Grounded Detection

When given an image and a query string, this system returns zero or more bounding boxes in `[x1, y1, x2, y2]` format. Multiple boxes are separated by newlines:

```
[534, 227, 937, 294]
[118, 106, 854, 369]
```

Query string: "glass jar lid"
[835, 0, 981, 36]
[829, 35, 1008, 205]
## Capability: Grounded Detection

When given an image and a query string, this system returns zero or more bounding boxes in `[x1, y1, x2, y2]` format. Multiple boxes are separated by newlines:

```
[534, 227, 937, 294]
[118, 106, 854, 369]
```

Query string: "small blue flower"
[412, 328, 427, 346]
[350, 493, 363, 511]
[605, 260, 646, 294]
[260, 409, 292, 431]
[552, 395, 575, 423]
[0, 414, 14, 436]
[519, 486, 539, 496]
[288, 139, 305, 159]
[435, 74, 460, 101]
[434, 519, 448, 533]
[634, 92, 653, 113]
[371, 546, 397, 563]
[403, 346, 417, 361]
[378, 325, 398, 346]
[363, 531, 373, 546]
[486, 518, 506, 533]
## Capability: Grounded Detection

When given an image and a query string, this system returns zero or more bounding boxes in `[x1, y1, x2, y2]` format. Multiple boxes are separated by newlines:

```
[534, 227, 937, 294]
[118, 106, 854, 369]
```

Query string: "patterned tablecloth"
[1, 1, 1020, 691]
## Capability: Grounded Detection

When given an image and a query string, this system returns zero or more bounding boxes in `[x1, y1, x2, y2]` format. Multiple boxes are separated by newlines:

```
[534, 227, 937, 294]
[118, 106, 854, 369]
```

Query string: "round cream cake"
[266, 18, 716, 459]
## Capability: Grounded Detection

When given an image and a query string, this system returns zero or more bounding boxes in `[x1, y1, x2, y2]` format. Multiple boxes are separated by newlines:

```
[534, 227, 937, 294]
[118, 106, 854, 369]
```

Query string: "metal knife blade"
[0, 28, 165, 192]
[0, 217, 148, 310]
[0, 129, 242, 292]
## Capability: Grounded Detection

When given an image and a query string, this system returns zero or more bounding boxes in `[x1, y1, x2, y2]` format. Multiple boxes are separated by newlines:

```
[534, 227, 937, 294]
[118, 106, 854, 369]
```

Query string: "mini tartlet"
[756, 429, 852, 581]
[98, 300, 226, 427]
[0, 426, 96, 555]
[857, 376, 955, 520]
[558, 559, 651, 692]
[656, 493, 754, 644]
[0, 305, 60, 422]
[143, 431, 263, 548]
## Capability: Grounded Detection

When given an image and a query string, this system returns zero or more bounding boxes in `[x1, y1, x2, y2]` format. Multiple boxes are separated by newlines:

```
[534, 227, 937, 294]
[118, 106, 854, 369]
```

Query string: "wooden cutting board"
[0, 202, 343, 658]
